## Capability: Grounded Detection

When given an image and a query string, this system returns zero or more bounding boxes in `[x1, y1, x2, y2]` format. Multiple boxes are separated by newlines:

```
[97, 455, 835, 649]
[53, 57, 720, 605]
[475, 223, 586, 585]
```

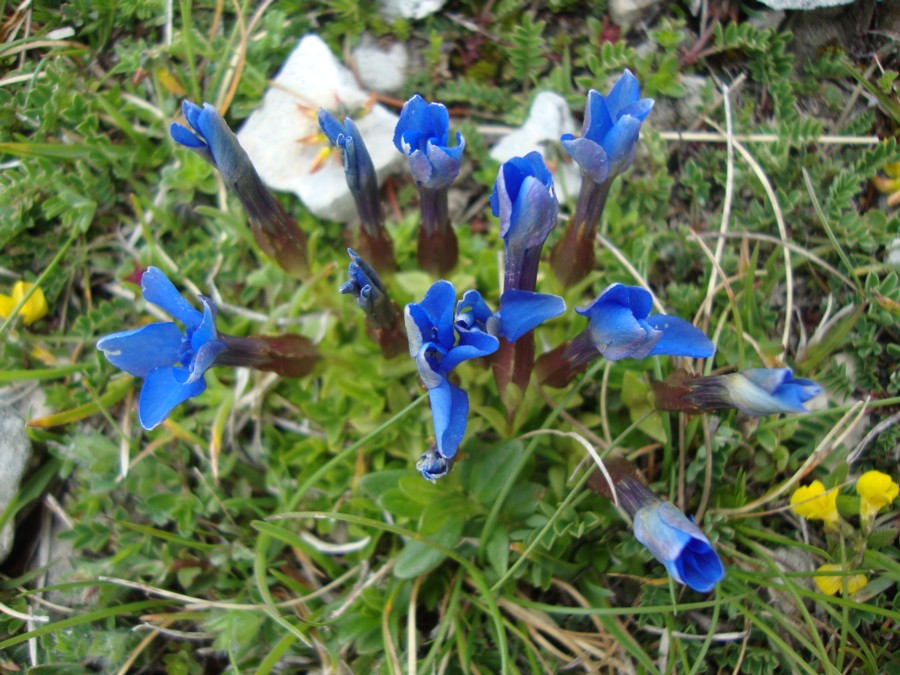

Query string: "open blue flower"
[393, 95, 465, 190]
[405, 281, 499, 479]
[685, 368, 822, 416]
[633, 501, 725, 593]
[490, 152, 559, 290]
[561, 70, 654, 184]
[577, 283, 714, 361]
[97, 267, 224, 430]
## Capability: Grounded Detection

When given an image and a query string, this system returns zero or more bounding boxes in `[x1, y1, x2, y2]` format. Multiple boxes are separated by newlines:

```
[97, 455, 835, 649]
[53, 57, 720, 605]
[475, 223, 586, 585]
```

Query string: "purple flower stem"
[550, 178, 611, 287]
[417, 186, 458, 275]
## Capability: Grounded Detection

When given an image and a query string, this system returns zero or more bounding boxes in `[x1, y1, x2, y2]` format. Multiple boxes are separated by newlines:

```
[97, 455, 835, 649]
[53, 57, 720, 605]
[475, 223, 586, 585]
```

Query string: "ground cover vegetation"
[1, 0, 899, 672]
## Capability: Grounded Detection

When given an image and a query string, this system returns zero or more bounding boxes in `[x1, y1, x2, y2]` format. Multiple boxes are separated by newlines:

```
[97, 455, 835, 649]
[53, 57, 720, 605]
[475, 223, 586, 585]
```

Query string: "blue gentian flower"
[490, 151, 559, 291]
[668, 367, 823, 416]
[633, 501, 725, 593]
[97, 267, 225, 430]
[393, 95, 465, 190]
[578, 283, 714, 361]
[405, 281, 499, 480]
[587, 456, 724, 593]
[170, 101, 308, 277]
[561, 69, 654, 184]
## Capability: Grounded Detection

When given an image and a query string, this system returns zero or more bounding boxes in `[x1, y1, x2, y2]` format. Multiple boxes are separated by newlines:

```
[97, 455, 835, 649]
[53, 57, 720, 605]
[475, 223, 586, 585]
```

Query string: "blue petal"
[317, 108, 346, 146]
[442, 331, 499, 371]
[771, 378, 822, 413]
[428, 380, 468, 459]
[507, 174, 558, 251]
[582, 89, 614, 144]
[170, 122, 206, 149]
[393, 94, 431, 152]
[406, 149, 435, 186]
[187, 339, 226, 384]
[578, 283, 653, 322]
[619, 97, 655, 122]
[455, 290, 494, 331]
[414, 343, 447, 389]
[141, 267, 202, 330]
[675, 538, 725, 593]
[560, 136, 610, 183]
[182, 100, 204, 134]
[418, 280, 456, 347]
[741, 368, 791, 393]
[97, 323, 185, 376]
[585, 303, 657, 360]
[190, 297, 219, 351]
[602, 115, 643, 177]
[138, 366, 207, 430]
[604, 69, 640, 119]
[645, 315, 715, 358]
[498, 290, 566, 342]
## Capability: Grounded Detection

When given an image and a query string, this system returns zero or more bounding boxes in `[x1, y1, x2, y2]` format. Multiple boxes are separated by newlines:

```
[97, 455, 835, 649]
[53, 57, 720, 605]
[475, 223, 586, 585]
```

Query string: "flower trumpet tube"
[393, 95, 465, 275]
[550, 70, 654, 287]
[97, 267, 317, 429]
[490, 152, 560, 411]
[536, 284, 714, 388]
[170, 101, 308, 277]
[340, 248, 406, 358]
[588, 457, 724, 593]
[652, 367, 822, 416]
[319, 109, 396, 272]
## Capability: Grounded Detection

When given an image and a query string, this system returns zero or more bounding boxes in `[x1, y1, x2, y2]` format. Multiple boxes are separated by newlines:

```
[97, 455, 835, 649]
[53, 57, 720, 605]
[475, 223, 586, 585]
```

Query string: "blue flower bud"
[393, 95, 465, 190]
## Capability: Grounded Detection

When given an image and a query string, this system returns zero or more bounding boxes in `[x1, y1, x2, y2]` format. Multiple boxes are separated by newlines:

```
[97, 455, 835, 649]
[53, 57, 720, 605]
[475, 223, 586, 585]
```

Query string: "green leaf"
[394, 514, 465, 579]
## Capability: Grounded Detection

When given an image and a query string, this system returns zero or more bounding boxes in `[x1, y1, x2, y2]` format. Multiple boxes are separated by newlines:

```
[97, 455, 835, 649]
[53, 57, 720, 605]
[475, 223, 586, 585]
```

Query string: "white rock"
[379, 0, 446, 20]
[609, 0, 659, 27]
[0, 406, 32, 563]
[237, 34, 404, 224]
[489, 91, 583, 204]
[352, 34, 409, 95]
[887, 237, 900, 268]
[758, 0, 851, 8]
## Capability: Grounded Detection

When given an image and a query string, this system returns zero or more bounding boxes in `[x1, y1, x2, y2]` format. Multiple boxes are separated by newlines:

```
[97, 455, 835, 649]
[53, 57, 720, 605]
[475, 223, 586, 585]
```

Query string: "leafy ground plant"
[1, 1, 899, 672]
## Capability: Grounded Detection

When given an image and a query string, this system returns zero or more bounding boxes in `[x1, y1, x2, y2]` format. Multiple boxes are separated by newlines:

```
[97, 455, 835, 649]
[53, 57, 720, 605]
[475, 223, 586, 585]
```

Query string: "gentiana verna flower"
[588, 457, 724, 593]
[0, 280, 48, 326]
[319, 109, 395, 271]
[98, 267, 318, 430]
[491, 151, 559, 292]
[856, 470, 898, 522]
[170, 101, 308, 276]
[455, 289, 565, 344]
[537, 284, 714, 388]
[654, 367, 822, 417]
[551, 70, 654, 287]
[790, 480, 839, 526]
[393, 95, 465, 190]
[561, 69, 654, 184]
[339, 248, 405, 358]
[393, 95, 464, 275]
[97, 267, 226, 430]
[405, 281, 499, 480]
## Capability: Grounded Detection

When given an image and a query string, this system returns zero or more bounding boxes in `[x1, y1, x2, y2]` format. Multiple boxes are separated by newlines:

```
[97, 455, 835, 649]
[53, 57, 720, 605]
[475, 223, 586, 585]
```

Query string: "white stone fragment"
[609, 0, 659, 27]
[0, 407, 31, 563]
[758, 0, 851, 8]
[379, 0, 447, 20]
[489, 91, 583, 204]
[237, 34, 404, 224]
[887, 237, 900, 269]
[352, 34, 409, 96]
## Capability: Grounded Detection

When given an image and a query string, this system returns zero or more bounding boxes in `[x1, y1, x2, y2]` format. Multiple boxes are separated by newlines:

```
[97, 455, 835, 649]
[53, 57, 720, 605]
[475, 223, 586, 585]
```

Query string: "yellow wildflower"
[0, 281, 48, 326]
[814, 564, 867, 596]
[856, 470, 899, 521]
[790, 480, 839, 525]
[873, 162, 900, 208]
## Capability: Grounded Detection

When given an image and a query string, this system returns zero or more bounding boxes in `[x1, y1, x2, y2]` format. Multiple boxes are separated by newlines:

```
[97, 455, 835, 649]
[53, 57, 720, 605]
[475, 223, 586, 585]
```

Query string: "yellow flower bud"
[790, 480, 839, 525]
[0, 281, 48, 326]
[856, 470, 899, 521]
[814, 564, 867, 596]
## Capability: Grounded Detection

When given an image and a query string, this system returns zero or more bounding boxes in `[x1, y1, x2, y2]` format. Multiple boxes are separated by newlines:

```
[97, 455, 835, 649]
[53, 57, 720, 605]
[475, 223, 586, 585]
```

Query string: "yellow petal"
[790, 480, 839, 523]
[856, 470, 899, 519]
[0, 282, 48, 326]
[814, 564, 867, 596]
